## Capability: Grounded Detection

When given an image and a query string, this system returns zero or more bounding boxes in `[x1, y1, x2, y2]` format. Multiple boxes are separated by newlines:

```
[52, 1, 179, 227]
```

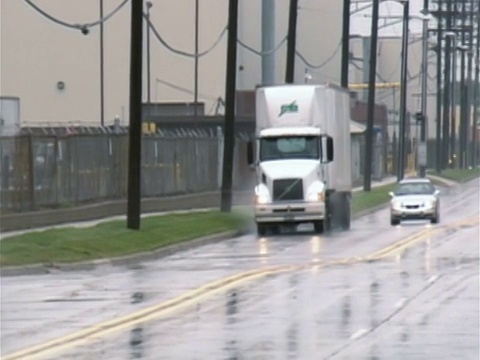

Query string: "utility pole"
[194, 0, 199, 127]
[262, 0, 275, 85]
[363, 0, 379, 191]
[285, 0, 298, 83]
[434, 0, 443, 173]
[341, 0, 351, 88]
[220, 0, 238, 213]
[146, 1, 152, 104]
[465, 1, 474, 167]
[442, 33, 452, 169]
[473, 6, 480, 168]
[449, 35, 457, 169]
[458, 0, 467, 168]
[100, 0, 105, 127]
[419, 10, 430, 178]
[127, 0, 144, 230]
[397, 0, 410, 181]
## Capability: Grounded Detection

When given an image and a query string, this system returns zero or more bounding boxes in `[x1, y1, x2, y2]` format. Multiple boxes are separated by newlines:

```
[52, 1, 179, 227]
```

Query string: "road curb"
[0, 230, 245, 277]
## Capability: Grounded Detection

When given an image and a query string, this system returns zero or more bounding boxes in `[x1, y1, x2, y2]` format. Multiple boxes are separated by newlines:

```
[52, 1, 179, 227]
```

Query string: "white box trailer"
[248, 84, 352, 235]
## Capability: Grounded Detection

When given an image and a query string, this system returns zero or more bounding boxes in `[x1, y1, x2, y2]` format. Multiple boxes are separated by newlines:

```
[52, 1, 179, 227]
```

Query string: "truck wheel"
[341, 201, 351, 230]
[313, 221, 324, 234]
[257, 223, 267, 236]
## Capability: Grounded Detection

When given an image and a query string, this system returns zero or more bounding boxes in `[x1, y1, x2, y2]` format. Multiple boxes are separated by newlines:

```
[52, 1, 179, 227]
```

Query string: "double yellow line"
[4, 215, 479, 360]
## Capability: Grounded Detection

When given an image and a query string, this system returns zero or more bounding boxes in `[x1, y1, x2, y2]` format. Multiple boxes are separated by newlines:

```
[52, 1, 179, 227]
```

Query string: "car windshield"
[259, 136, 320, 161]
[394, 182, 435, 196]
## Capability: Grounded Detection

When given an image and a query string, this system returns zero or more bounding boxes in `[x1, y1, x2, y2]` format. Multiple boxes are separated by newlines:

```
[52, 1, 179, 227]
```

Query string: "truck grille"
[272, 178, 304, 201]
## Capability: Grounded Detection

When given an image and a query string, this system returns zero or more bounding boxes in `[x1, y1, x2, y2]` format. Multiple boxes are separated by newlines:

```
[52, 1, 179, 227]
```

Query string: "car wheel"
[431, 209, 440, 224]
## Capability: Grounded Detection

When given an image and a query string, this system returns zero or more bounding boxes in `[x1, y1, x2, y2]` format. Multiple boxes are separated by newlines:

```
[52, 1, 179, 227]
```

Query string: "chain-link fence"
[4, 130, 470, 213]
[0, 131, 253, 212]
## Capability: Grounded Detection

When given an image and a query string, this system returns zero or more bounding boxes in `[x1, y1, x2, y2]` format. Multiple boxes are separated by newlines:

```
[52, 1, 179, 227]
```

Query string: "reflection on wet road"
[1, 180, 479, 359]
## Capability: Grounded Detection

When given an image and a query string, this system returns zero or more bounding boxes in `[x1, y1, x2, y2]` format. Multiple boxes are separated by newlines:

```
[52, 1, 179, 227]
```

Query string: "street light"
[146, 1, 153, 104]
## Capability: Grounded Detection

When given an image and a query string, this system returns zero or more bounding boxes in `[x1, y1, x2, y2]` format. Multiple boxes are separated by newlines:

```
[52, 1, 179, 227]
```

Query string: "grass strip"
[0, 211, 247, 267]
[1, 184, 398, 268]
[351, 183, 397, 215]
[429, 167, 480, 183]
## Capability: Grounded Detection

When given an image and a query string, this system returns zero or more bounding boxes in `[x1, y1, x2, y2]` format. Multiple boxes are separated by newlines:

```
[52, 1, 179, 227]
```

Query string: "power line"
[23, 0, 129, 33]
[296, 40, 342, 69]
[145, 14, 227, 58]
[238, 36, 287, 56]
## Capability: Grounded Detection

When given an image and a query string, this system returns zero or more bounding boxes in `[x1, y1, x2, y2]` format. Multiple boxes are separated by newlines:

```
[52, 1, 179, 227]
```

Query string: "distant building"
[1, 0, 441, 138]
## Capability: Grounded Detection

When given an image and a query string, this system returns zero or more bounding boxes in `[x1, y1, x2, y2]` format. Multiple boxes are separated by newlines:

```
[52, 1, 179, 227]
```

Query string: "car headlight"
[391, 200, 403, 209]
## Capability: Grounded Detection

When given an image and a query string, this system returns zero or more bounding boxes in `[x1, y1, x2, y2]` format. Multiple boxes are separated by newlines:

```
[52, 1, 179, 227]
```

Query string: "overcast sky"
[351, 0, 437, 38]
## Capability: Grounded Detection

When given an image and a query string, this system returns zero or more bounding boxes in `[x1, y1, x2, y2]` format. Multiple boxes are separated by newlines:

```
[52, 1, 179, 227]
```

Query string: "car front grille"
[272, 178, 304, 201]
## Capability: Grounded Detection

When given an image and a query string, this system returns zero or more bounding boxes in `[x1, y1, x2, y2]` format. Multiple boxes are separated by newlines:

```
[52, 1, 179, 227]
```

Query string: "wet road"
[1, 179, 479, 359]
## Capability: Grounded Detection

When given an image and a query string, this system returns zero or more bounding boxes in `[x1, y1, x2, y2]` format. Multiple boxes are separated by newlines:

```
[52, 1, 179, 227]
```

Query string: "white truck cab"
[247, 84, 352, 236]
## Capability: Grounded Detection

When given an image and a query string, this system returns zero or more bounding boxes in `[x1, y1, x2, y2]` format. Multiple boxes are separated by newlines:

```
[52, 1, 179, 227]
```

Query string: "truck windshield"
[259, 136, 320, 161]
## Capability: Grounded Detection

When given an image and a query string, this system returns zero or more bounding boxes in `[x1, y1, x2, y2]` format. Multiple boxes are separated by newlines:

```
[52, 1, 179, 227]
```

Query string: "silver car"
[389, 178, 440, 225]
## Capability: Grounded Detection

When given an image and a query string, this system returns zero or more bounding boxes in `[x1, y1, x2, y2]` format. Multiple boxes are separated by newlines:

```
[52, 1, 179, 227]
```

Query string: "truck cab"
[248, 84, 352, 236]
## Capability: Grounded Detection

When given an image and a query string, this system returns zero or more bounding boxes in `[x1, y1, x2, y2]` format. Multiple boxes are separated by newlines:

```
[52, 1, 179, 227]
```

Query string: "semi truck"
[247, 84, 353, 236]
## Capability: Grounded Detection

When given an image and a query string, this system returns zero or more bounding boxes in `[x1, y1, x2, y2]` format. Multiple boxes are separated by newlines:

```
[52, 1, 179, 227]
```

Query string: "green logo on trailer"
[279, 101, 298, 117]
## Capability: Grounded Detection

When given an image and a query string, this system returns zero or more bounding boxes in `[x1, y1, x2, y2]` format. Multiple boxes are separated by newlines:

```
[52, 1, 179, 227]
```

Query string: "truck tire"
[313, 220, 324, 233]
[341, 195, 351, 230]
[257, 223, 267, 236]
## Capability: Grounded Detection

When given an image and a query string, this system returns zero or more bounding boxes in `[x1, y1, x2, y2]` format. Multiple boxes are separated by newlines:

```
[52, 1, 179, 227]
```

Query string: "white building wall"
[1, 0, 432, 132]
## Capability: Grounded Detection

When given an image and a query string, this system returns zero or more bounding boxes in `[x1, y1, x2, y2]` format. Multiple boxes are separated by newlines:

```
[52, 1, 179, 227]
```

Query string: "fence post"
[28, 135, 36, 210]
[217, 126, 223, 190]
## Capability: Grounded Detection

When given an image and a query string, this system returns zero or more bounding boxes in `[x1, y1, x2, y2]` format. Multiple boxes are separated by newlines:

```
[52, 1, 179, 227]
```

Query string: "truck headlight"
[307, 192, 325, 202]
[254, 184, 270, 205]
[255, 194, 269, 204]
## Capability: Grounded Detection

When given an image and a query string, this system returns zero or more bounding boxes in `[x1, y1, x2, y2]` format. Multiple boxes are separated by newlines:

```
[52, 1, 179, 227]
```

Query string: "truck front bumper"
[255, 201, 325, 223]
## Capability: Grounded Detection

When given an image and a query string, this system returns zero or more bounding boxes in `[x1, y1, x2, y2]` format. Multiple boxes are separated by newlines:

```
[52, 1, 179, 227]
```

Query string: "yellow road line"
[3, 215, 478, 360]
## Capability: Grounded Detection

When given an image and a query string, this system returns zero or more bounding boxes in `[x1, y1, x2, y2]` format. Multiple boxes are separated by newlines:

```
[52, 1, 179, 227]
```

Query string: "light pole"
[146, 1, 153, 104]
[397, 0, 410, 182]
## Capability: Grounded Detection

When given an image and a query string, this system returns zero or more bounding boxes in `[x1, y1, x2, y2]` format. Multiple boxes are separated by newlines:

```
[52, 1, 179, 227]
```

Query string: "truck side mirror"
[247, 141, 254, 165]
[321, 135, 334, 163]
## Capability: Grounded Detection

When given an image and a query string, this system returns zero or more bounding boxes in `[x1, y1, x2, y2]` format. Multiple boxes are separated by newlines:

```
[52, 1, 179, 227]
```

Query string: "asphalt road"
[1, 179, 478, 360]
